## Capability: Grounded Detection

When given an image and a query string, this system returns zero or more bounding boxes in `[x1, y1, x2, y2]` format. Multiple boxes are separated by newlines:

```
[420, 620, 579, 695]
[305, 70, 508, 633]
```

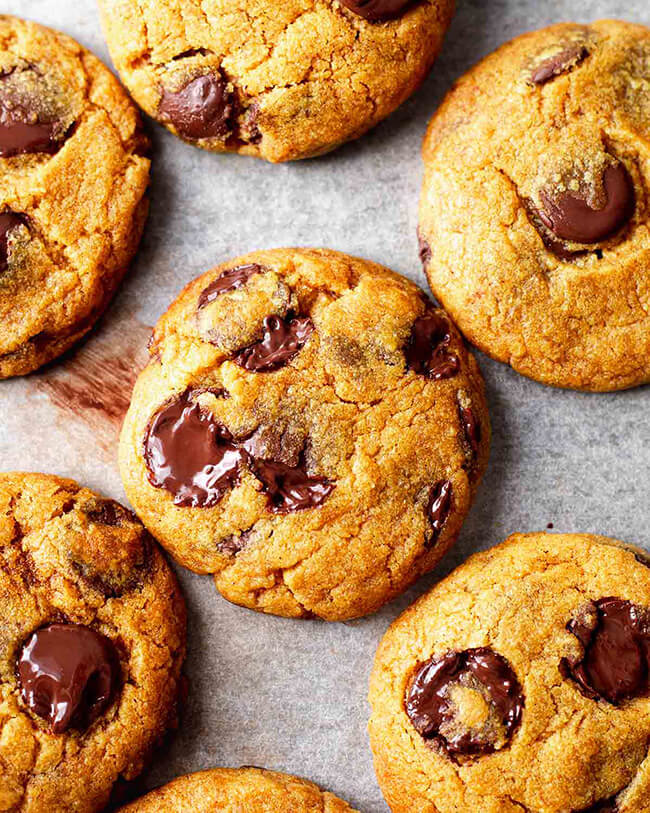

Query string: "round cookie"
[0, 16, 150, 379]
[118, 767, 358, 812]
[0, 472, 186, 813]
[419, 20, 650, 391]
[369, 532, 650, 813]
[119, 248, 489, 621]
[97, 0, 455, 163]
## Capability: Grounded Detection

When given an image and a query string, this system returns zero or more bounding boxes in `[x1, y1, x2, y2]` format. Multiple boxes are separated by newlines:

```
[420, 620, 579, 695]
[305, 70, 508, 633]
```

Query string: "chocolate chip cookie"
[419, 20, 650, 391]
[97, 0, 454, 162]
[0, 16, 150, 379]
[369, 532, 650, 812]
[119, 248, 489, 621]
[118, 767, 358, 811]
[0, 472, 186, 813]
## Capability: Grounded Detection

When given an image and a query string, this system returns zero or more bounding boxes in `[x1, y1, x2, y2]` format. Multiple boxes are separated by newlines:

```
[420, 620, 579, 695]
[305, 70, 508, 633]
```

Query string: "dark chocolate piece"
[530, 44, 588, 85]
[197, 264, 264, 309]
[0, 71, 62, 157]
[339, 0, 416, 22]
[233, 315, 314, 373]
[252, 459, 335, 514]
[144, 389, 246, 508]
[460, 405, 481, 457]
[538, 164, 635, 244]
[406, 312, 460, 380]
[406, 647, 524, 755]
[159, 74, 231, 140]
[560, 597, 650, 704]
[427, 480, 453, 544]
[0, 211, 25, 272]
[18, 623, 119, 734]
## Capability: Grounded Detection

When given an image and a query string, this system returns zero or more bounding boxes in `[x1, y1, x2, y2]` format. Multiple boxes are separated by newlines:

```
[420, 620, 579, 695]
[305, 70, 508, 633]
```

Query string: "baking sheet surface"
[2, 1, 649, 809]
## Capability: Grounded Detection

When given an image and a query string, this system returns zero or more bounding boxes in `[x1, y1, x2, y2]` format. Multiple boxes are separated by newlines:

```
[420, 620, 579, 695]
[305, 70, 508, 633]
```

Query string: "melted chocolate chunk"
[417, 227, 432, 266]
[0, 72, 62, 157]
[144, 390, 246, 508]
[460, 405, 481, 457]
[159, 74, 231, 140]
[560, 598, 650, 704]
[406, 648, 524, 756]
[145, 390, 335, 513]
[427, 480, 453, 544]
[84, 498, 136, 527]
[217, 528, 253, 556]
[252, 459, 335, 514]
[197, 264, 264, 309]
[575, 798, 618, 813]
[538, 164, 635, 244]
[339, 0, 416, 22]
[530, 44, 589, 85]
[233, 315, 314, 373]
[406, 312, 460, 380]
[0, 211, 25, 272]
[18, 623, 119, 734]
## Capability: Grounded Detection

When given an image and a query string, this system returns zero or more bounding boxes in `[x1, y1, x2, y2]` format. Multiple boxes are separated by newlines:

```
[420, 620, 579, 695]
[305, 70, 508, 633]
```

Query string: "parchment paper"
[2, 1, 649, 809]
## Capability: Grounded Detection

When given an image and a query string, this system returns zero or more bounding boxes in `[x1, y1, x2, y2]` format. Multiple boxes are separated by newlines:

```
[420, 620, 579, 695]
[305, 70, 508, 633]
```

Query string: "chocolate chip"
[339, 0, 416, 22]
[427, 480, 453, 544]
[560, 598, 650, 704]
[144, 390, 335, 513]
[252, 459, 335, 514]
[406, 648, 524, 756]
[83, 498, 136, 527]
[538, 163, 635, 244]
[17, 623, 119, 734]
[0, 71, 62, 157]
[159, 74, 231, 140]
[530, 44, 589, 85]
[233, 315, 314, 373]
[144, 389, 246, 508]
[459, 405, 481, 458]
[0, 211, 25, 272]
[574, 798, 618, 813]
[406, 312, 460, 380]
[197, 264, 264, 309]
[417, 228, 432, 266]
[217, 528, 253, 556]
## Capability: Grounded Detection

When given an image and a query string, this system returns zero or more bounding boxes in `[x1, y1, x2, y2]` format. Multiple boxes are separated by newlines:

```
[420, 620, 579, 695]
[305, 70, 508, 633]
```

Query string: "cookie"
[97, 0, 454, 162]
[119, 248, 489, 621]
[0, 16, 150, 379]
[0, 472, 186, 813]
[418, 20, 650, 391]
[118, 767, 358, 812]
[369, 532, 650, 812]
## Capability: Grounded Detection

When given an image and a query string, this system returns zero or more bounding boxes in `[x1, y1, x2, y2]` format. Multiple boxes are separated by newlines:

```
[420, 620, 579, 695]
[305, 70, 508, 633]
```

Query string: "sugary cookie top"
[119, 248, 489, 621]
[98, 0, 454, 161]
[119, 767, 358, 812]
[0, 472, 186, 813]
[0, 15, 150, 378]
[419, 20, 650, 391]
[369, 532, 650, 813]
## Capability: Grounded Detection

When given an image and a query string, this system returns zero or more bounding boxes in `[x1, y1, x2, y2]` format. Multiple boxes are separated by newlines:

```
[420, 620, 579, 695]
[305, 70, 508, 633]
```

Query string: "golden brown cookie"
[119, 248, 489, 621]
[97, 0, 454, 162]
[419, 20, 650, 391]
[118, 767, 358, 812]
[0, 15, 150, 379]
[0, 472, 186, 813]
[369, 532, 650, 813]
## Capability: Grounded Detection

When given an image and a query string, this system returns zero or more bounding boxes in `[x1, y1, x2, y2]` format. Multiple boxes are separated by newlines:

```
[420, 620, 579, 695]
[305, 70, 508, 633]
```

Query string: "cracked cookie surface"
[0, 15, 150, 379]
[0, 472, 186, 813]
[97, 0, 454, 162]
[119, 766, 358, 811]
[369, 532, 650, 813]
[119, 248, 489, 621]
[419, 20, 650, 391]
